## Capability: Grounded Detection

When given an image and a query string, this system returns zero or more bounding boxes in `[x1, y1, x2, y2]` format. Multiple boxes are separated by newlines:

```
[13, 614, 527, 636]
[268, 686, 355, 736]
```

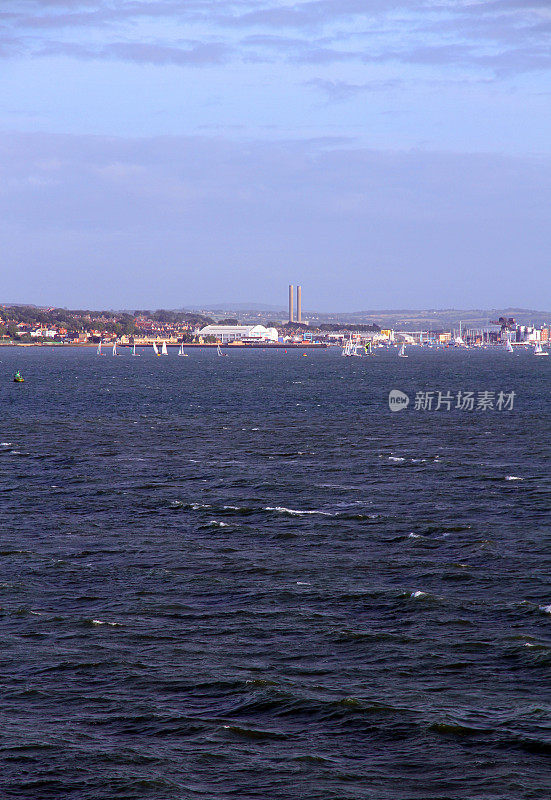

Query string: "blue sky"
[1, 0, 550, 310]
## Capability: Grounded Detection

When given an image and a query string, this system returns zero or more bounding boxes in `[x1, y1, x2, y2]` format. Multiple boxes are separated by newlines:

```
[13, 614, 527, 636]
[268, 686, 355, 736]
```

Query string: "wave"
[170, 501, 389, 523]
[505, 475, 524, 481]
[265, 506, 333, 517]
[222, 724, 288, 740]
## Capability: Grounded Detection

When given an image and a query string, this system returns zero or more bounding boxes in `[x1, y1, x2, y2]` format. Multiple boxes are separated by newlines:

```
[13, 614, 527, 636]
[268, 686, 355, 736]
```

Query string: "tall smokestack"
[297, 285, 302, 323]
[288, 285, 294, 322]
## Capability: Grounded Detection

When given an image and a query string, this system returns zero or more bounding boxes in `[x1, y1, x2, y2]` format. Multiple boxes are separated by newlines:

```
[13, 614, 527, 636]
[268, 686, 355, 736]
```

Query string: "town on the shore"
[1, 304, 549, 349]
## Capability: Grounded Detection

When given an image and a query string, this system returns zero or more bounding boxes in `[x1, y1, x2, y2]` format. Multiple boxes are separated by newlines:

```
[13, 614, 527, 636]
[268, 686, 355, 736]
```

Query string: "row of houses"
[3, 315, 550, 348]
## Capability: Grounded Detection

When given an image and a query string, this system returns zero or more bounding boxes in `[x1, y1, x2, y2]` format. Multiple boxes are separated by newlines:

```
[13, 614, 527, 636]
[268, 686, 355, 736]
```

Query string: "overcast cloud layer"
[1, 1, 550, 308]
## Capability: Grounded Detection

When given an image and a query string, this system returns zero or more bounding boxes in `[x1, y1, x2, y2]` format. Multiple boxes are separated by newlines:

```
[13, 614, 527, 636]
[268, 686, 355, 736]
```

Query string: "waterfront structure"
[199, 324, 278, 344]
[297, 285, 302, 323]
[288, 285, 294, 322]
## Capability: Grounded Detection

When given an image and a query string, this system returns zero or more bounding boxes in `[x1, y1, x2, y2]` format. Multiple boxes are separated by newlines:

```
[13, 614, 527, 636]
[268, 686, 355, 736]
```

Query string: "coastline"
[0, 341, 329, 349]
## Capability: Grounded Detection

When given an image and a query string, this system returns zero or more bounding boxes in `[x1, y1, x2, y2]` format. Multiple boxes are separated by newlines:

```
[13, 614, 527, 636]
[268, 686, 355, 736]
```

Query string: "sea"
[0, 345, 549, 800]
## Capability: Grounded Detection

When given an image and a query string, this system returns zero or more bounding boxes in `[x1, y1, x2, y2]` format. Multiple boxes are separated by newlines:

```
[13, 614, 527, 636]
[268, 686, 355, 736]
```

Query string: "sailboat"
[341, 339, 353, 357]
[152, 342, 159, 356]
[132, 343, 140, 356]
[217, 343, 227, 357]
[398, 343, 407, 358]
[112, 342, 118, 356]
[534, 342, 548, 357]
[177, 343, 188, 357]
[96, 341, 103, 356]
[161, 341, 168, 356]
[505, 338, 513, 353]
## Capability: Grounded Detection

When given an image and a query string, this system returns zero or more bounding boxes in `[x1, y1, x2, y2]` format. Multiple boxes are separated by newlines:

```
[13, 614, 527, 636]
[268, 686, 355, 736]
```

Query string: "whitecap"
[208, 520, 229, 527]
[296, 581, 311, 586]
[408, 533, 421, 539]
[91, 619, 119, 626]
[411, 590, 427, 599]
[505, 476, 523, 481]
[0, 442, 12, 446]
[389, 456, 405, 462]
[265, 506, 332, 517]
[539, 605, 551, 615]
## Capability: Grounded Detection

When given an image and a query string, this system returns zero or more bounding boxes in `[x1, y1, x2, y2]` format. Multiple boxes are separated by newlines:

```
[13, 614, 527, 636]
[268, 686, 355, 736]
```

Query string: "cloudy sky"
[1, 0, 550, 310]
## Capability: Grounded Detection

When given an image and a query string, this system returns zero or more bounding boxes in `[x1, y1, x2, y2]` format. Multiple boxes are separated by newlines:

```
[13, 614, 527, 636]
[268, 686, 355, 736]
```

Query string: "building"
[199, 324, 278, 344]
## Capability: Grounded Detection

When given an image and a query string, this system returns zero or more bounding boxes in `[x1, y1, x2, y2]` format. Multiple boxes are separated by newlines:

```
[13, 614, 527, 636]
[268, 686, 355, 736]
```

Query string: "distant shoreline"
[0, 342, 329, 349]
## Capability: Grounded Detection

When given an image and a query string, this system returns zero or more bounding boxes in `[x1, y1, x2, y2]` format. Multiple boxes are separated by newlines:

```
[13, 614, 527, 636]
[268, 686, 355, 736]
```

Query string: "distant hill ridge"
[2, 303, 549, 330]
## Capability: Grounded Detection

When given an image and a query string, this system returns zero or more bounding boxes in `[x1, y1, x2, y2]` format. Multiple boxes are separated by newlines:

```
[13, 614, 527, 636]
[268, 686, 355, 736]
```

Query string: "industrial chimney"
[288, 285, 294, 322]
[297, 285, 302, 323]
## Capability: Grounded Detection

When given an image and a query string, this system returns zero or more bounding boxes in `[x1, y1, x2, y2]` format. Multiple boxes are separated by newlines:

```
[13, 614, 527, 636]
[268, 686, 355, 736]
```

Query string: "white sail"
[217, 344, 222, 356]
[534, 342, 548, 356]
[505, 339, 513, 353]
[96, 341, 102, 355]
[153, 342, 159, 355]
[161, 341, 168, 355]
[177, 343, 188, 357]
[342, 339, 353, 357]
[398, 343, 407, 357]
[112, 342, 117, 356]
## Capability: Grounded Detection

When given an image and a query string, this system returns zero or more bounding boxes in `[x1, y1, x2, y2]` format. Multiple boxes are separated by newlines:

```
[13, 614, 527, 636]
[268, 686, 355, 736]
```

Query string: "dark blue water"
[1, 346, 550, 799]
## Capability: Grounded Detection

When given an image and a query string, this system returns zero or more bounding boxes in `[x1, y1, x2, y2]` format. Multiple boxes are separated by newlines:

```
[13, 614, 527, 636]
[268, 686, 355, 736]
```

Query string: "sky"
[1, 0, 550, 311]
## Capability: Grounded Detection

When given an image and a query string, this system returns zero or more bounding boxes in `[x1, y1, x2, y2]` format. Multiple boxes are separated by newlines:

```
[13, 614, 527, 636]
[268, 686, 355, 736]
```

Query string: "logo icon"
[388, 389, 410, 412]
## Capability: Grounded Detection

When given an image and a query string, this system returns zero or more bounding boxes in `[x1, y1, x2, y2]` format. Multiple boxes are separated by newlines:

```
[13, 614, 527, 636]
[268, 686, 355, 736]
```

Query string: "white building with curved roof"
[198, 324, 278, 343]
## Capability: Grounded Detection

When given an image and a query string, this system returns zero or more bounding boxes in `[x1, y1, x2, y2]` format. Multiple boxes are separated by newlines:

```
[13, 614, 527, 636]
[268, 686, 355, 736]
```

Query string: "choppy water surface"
[1, 346, 550, 799]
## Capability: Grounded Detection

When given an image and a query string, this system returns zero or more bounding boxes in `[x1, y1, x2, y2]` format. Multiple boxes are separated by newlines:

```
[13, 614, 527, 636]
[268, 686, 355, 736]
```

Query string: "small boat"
[161, 341, 168, 356]
[216, 344, 227, 357]
[177, 343, 188, 357]
[112, 342, 118, 356]
[96, 341, 104, 356]
[505, 339, 513, 353]
[153, 342, 160, 356]
[341, 339, 353, 357]
[13, 371, 24, 383]
[534, 342, 548, 357]
[398, 343, 407, 358]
